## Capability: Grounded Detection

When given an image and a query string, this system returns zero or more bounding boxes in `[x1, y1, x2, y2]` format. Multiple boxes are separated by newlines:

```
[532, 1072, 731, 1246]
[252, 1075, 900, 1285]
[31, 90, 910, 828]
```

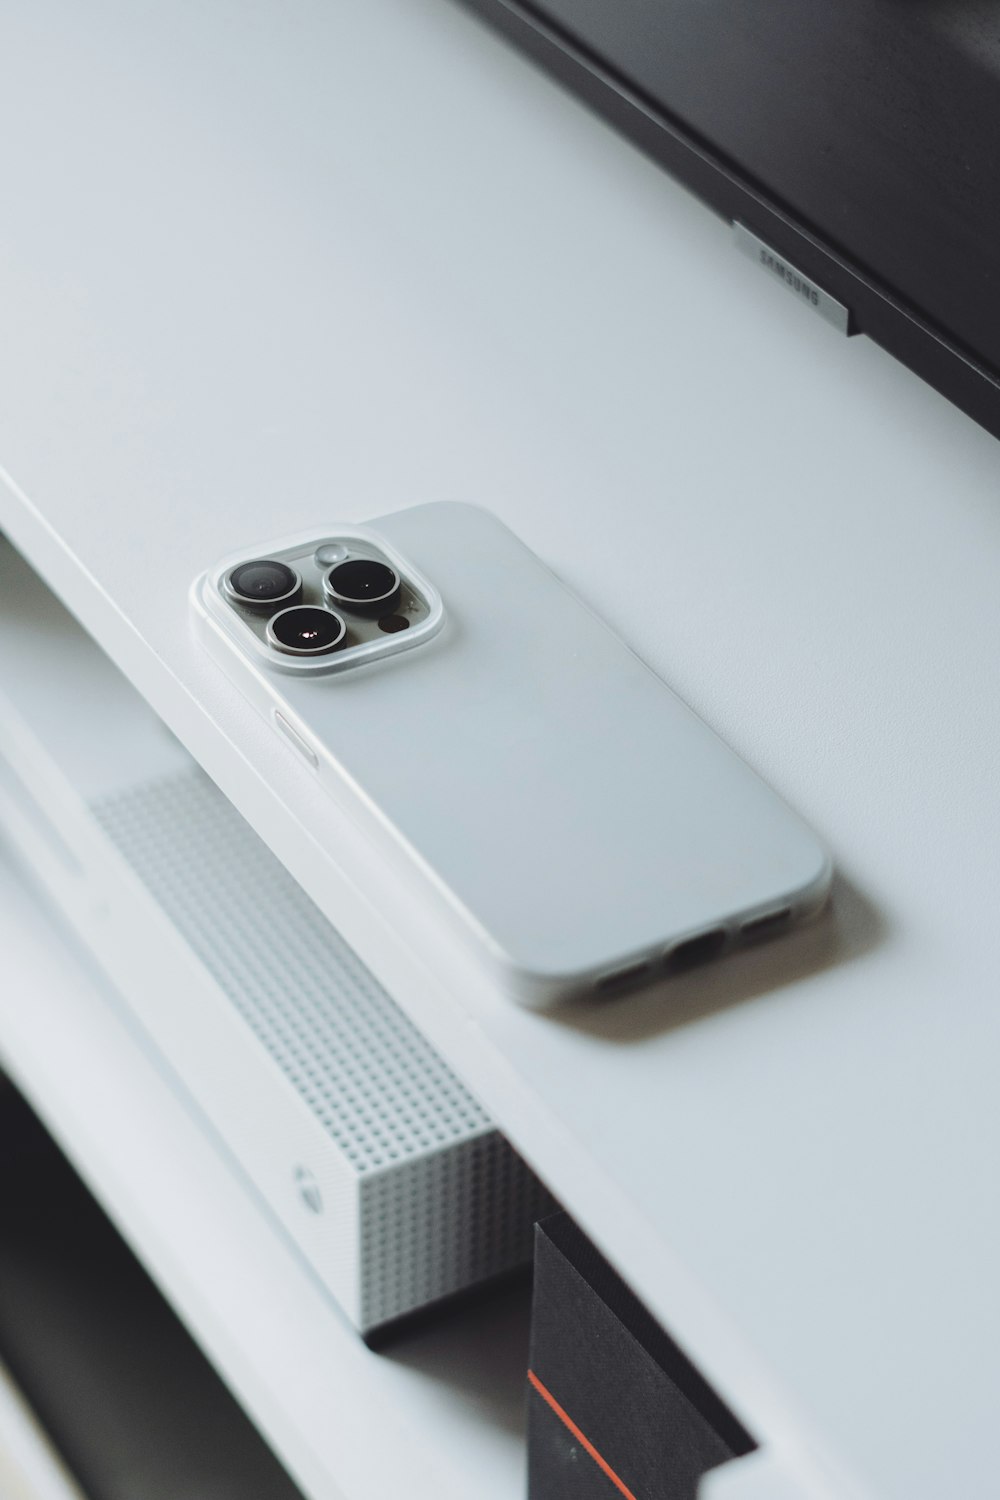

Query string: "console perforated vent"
[92, 768, 490, 1174]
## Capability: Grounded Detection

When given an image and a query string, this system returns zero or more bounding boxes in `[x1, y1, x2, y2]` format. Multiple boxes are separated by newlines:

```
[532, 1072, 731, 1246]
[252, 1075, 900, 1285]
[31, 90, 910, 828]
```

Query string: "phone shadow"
[552, 872, 885, 1045]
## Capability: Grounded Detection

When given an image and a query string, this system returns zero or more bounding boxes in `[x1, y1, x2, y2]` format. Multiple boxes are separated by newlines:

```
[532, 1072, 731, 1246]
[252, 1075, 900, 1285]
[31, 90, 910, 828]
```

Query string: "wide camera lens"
[324, 558, 400, 615]
[267, 605, 347, 656]
[225, 559, 300, 610]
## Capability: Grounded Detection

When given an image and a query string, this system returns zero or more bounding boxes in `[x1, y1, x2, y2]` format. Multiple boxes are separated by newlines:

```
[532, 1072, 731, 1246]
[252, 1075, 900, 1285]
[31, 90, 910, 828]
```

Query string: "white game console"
[0, 537, 552, 1336]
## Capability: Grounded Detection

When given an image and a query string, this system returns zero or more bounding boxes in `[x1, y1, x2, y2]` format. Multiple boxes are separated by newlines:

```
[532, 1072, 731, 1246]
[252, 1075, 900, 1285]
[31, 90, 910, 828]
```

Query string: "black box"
[528, 1214, 755, 1499]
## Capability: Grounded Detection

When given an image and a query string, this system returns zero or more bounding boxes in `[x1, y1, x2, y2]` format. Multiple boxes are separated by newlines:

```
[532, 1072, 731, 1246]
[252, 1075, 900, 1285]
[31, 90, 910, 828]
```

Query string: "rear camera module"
[225, 558, 301, 611]
[324, 558, 401, 616]
[267, 605, 347, 656]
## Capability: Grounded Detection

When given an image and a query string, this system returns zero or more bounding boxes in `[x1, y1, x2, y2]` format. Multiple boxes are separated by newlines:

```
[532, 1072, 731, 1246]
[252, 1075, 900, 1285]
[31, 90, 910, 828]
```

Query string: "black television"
[459, 0, 1000, 442]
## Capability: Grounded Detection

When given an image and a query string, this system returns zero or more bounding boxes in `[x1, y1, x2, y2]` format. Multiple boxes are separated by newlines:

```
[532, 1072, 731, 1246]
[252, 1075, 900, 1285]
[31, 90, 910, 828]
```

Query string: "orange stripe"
[527, 1368, 639, 1500]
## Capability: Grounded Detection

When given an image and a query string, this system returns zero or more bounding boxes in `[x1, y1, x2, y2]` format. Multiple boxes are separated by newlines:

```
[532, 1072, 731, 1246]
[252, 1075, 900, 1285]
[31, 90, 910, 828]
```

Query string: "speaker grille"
[360, 1132, 545, 1328]
[93, 769, 490, 1174]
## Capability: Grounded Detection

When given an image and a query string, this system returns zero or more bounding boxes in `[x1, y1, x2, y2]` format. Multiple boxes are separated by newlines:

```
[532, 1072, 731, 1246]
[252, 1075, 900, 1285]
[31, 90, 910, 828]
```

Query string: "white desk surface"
[2, 3, 1000, 1498]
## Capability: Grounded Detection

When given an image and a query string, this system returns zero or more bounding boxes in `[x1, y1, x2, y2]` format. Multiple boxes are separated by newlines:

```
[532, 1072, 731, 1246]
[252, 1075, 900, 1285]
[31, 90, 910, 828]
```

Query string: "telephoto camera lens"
[324, 558, 401, 616]
[225, 558, 301, 611]
[267, 605, 347, 656]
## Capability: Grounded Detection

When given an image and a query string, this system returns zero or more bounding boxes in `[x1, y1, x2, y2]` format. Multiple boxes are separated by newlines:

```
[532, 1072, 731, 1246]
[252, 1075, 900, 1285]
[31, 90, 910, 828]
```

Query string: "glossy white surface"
[1, 1, 999, 1497]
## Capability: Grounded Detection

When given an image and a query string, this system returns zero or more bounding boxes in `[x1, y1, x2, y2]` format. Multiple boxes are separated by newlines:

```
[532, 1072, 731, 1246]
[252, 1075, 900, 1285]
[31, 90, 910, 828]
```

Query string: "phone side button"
[273, 711, 318, 769]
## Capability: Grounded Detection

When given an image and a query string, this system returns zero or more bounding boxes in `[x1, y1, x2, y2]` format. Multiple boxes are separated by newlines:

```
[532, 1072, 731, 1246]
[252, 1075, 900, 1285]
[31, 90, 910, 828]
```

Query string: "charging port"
[665, 928, 727, 974]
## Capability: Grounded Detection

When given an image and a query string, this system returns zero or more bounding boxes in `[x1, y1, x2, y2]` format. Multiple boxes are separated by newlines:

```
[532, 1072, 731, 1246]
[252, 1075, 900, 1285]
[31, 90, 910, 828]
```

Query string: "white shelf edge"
[0, 848, 528, 1500]
[0, 1362, 88, 1500]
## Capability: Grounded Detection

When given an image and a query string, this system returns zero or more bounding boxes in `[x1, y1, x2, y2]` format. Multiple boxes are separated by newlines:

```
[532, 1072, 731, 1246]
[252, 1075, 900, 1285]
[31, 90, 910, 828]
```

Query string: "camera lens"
[324, 558, 400, 615]
[225, 559, 301, 610]
[267, 605, 347, 656]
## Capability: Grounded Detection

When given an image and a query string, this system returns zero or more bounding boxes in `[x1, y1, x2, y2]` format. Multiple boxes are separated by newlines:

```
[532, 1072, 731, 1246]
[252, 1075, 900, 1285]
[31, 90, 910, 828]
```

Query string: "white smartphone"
[192, 503, 831, 1008]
